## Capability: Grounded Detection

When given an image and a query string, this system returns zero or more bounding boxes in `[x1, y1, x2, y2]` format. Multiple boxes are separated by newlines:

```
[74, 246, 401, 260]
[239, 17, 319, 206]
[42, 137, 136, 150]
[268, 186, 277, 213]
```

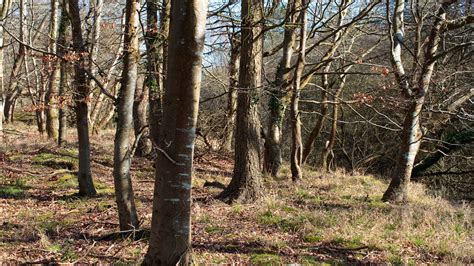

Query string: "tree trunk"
[113, 0, 140, 231]
[58, 0, 69, 146]
[290, 0, 307, 182]
[86, 0, 103, 126]
[133, 82, 152, 157]
[3, 0, 31, 125]
[382, 99, 423, 201]
[147, 0, 170, 146]
[218, 0, 264, 203]
[301, 66, 330, 164]
[383, 0, 452, 202]
[46, 0, 60, 140]
[143, 0, 208, 264]
[0, 0, 13, 133]
[58, 62, 68, 146]
[222, 36, 239, 152]
[68, 0, 97, 197]
[264, 0, 299, 176]
[321, 76, 347, 171]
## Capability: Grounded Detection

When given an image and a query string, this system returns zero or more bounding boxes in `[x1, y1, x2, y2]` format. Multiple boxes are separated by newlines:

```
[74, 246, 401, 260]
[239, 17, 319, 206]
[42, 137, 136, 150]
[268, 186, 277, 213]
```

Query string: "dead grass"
[0, 124, 472, 264]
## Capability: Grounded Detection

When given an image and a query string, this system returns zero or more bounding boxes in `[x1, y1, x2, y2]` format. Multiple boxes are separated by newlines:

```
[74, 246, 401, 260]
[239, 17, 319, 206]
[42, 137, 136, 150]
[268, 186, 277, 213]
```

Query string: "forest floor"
[0, 124, 472, 264]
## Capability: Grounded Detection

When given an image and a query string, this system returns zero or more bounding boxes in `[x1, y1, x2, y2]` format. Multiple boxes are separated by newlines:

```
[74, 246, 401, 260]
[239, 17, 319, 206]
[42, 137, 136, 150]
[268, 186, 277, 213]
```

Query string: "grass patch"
[258, 210, 306, 233]
[204, 225, 224, 234]
[32, 152, 78, 170]
[35, 211, 77, 237]
[331, 235, 365, 249]
[250, 253, 282, 264]
[0, 179, 30, 198]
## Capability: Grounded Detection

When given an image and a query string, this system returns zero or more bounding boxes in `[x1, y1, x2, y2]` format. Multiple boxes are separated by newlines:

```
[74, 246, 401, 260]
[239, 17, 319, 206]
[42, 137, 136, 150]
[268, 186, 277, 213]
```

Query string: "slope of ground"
[0, 125, 472, 264]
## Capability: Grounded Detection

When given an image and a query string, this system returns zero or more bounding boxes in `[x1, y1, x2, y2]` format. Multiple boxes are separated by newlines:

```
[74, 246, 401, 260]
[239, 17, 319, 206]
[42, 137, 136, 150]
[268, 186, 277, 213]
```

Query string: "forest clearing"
[0, 126, 472, 264]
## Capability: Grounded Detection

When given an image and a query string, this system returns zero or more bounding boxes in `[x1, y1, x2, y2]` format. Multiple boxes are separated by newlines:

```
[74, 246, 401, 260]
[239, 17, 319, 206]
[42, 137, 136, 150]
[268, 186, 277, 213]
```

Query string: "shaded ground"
[0, 125, 472, 264]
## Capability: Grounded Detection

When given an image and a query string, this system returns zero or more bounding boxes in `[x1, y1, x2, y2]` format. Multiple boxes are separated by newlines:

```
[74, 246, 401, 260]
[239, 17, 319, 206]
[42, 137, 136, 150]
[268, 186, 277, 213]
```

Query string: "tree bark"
[321, 76, 347, 171]
[133, 81, 152, 157]
[147, 0, 170, 146]
[143, 0, 208, 264]
[383, 0, 453, 202]
[290, 0, 307, 181]
[264, 0, 299, 177]
[113, 0, 140, 231]
[58, 0, 69, 146]
[46, 0, 60, 140]
[301, 66, 330, 164]
[222, 35, 240, 152]
[86, 0, 103, 127]
[0, 0, 18, 127]
[218, 0, 264, 203]
[68, 0, 97, 197]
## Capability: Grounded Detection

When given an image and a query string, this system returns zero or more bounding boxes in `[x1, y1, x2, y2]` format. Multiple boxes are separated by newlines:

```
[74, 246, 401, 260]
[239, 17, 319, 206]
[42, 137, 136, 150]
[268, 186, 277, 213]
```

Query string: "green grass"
[0, 179, 30, 198]
[303, 234, 324, 243]
[204, 225, 225, 234]
[257, 210, 306, 233]
[250, 253, 282, 264]
[32, 152, 78, 170]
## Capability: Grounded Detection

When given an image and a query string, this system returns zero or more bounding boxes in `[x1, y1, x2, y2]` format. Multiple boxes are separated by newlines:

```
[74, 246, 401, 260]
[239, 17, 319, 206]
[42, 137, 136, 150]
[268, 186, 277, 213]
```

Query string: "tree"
[0, 0, 13, 135]
[290, 0, 307, 181]
[264, 0, 299, 177]
[45, 0, 60, 140]
[113, 0, 140, 231]
[143, 0, 208, 264]
[222, 32, 240, 152]
[147, 0, 170, 147]
[218, 0, 264, 203]
[58, 0, 70, 146]
[382, 0, 473, 202]
[68, 0, 97, 196]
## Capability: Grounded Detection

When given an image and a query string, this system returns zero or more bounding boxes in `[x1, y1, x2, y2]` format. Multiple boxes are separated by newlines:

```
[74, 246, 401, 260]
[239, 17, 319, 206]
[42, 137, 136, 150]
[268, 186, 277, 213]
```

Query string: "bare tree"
[0, 0, 13, 134]
[218, 0, 264, 203]
[222, 32, 240, 152]
[113, 0, 140, 231]
[290, 0, 307, 181]
[45, 0, 60, 140]
[382, 0, 473, 202]
[264, 0, 299, 177]
[144, 0, 208, 264]
[58, 0, 69, 146]
[147, 0, 170, 146]
[68, 0, 97, 196]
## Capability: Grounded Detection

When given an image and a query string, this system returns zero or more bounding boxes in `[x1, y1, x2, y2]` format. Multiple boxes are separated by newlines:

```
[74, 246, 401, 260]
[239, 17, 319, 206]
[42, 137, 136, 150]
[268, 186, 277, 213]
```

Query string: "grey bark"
[46, 0, 60, 140]
[113, 0, 140, 231]
[264, 0, 299, 176]
[383, 0, 455, 202]
[143, 0, 208, 264]
[68, 0, 97, 197]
